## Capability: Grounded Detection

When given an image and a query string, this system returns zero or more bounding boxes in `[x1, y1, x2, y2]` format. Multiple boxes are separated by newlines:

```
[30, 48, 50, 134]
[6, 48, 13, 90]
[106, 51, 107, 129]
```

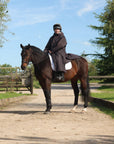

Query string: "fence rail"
[89, 75, 114, 87]
[89, 76, 114, 79]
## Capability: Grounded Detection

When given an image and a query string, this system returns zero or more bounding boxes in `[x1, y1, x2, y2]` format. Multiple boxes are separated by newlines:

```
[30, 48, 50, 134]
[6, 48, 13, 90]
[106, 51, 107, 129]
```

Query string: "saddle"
[48, 54, 72, 71]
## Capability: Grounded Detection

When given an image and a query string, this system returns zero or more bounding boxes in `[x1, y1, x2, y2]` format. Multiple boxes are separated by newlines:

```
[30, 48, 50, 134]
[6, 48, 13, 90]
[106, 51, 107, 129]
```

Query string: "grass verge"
[91, 102, 114, 119]
[98, 86, 114, 91]
[91, 93, 114, 101]
[91, 86, 114, 118]
[91, 85, 114, 101]
[0, 92, 30, 99]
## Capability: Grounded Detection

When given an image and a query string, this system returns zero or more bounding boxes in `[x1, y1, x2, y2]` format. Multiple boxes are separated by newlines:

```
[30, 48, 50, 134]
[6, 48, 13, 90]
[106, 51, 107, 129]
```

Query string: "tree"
[0, 0, 10, 47]
[89, 0, 114, 75]
[0, 64, 17, 75]
[88, 59, 99, 76]
[0, 63, 12, 75]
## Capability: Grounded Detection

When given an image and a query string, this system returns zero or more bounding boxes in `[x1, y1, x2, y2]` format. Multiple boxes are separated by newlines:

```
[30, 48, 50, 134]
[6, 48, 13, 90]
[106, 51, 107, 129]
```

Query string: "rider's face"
[54, 29, 61, 34]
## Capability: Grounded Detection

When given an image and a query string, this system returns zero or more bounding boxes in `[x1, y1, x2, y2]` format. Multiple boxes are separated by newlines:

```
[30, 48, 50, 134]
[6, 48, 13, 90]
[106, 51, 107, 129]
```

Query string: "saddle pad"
[48, 54, 72, 71]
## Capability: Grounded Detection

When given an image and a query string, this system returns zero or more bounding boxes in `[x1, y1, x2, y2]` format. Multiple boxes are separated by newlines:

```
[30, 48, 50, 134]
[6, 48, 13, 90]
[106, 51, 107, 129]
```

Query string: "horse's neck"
[32, 54, 51, 80]
[31, 50, 48, 64]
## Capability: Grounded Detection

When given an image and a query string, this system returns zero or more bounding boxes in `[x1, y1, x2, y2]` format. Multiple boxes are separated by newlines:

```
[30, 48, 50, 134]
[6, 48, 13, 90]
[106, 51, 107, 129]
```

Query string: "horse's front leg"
[43, 89, 52, 113]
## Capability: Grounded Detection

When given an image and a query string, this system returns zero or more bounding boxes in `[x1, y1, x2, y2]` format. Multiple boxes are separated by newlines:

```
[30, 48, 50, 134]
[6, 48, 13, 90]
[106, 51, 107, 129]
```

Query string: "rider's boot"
[56, 71, 64, 81]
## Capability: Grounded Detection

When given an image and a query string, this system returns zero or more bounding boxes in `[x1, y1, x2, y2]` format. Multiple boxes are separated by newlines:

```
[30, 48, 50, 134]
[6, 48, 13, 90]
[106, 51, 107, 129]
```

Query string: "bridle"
[22, 60, 28, 64]
[22, 46, 48, 65]
[22, 53, 32, 65]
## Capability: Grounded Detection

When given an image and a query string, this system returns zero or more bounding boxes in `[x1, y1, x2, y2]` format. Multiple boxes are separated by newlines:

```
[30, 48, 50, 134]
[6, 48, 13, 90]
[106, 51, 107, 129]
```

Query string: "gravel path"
[0, 85, 114, 144]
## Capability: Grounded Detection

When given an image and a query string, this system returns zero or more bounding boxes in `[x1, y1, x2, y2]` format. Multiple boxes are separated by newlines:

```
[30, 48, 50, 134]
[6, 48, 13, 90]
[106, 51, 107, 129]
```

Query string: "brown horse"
[20, 44, 90, 113]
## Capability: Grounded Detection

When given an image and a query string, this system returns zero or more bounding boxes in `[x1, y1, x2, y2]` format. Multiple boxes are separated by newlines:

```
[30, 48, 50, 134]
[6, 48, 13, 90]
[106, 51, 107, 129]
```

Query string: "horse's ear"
[20, 44, 24, 49]
[28, 44, 30, 46]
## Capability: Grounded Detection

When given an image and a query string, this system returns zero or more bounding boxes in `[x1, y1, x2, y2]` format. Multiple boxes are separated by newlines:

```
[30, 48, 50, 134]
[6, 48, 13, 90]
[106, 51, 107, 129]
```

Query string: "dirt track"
[0, 85, 114, 144]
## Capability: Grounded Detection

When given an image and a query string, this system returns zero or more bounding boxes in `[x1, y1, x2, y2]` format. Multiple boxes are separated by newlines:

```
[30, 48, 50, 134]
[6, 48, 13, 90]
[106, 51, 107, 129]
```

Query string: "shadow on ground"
[0, 135, 114, 144]
[51, 84, 101, 90]
[0, 102, 91, 115]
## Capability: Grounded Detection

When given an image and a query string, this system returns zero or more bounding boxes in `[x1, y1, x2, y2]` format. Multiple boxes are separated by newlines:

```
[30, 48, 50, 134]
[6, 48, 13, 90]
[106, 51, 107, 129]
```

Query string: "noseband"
[22, 55, 32, 65]
[23, 60, 28, 64]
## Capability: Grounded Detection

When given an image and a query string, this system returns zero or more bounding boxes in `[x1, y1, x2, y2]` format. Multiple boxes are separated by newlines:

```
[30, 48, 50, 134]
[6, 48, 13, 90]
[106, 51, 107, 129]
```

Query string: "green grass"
[33, 80, 41, 88]
[91, 102, 114, 119]
[91, 86, 114, 118]
[0, 92, 30, 99]
[91, 86, 114, 101]
[98, 86, 114, 91]
[91, 93, 114, 101]
[89, 79, 104, 83]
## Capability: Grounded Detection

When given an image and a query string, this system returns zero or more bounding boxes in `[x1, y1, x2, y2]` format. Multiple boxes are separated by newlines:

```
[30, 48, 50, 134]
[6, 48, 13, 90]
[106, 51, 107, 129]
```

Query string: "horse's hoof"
[69, 105, 78, 113]
[82, 108, 87, 112]
[44, 111, 51, 114]
[69, 109, 76, 113]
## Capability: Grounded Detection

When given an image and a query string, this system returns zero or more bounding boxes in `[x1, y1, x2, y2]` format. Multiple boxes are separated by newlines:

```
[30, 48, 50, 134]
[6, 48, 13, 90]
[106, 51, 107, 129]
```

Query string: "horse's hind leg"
[70, 79, 79, 112]
[80, 78, 89, 112]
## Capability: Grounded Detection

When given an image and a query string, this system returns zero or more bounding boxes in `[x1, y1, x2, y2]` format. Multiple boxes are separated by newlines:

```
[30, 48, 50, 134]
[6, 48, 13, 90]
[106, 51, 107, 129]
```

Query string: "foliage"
[0, 63, 11, 67]
[89, 0, 114, 75]
[33, 80, 41, 88]
[0, 0, 10, 47]
[88, 59, 99, 76]
[0, 64, 17, 75]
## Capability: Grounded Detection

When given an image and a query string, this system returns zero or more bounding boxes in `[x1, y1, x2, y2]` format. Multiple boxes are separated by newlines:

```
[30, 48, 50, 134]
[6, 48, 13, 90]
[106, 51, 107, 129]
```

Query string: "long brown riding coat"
[44, 32, 67, 72]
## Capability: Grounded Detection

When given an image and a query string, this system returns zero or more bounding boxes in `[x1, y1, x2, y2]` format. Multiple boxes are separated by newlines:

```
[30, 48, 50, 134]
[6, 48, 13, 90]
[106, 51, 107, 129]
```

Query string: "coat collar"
[53, 32, 64, 37]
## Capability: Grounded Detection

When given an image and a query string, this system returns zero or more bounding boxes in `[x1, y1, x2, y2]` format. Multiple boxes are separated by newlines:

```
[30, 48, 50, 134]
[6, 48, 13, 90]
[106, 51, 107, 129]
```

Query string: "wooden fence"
[0, 67, 33, 94]
[89, 75, 114, 86]
[0, 66, 113, 94]
[89, 76, 114, 79]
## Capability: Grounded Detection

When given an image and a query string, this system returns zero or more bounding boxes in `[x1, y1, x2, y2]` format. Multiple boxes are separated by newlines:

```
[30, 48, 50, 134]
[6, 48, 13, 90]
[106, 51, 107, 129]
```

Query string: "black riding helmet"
[53, 24, 62, 31]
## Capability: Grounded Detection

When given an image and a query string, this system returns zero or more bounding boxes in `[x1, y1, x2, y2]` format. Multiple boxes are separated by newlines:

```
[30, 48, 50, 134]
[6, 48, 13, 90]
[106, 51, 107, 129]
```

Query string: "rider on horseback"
[44, 24, 67, 81]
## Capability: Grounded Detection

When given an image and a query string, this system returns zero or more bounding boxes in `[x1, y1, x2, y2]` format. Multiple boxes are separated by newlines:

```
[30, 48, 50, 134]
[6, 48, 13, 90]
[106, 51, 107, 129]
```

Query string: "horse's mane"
[24, 44, 46, 56]
[29, 45, 44, 55]
[26, 45, 48, 63]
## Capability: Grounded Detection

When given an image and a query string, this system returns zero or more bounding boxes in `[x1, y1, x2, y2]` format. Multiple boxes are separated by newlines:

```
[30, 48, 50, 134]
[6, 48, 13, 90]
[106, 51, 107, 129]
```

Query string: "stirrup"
[56, 74, 64, 81]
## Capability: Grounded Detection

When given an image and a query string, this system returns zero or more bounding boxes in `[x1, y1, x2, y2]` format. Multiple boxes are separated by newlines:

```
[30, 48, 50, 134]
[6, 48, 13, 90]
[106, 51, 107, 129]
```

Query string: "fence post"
[16, 68, 18, 91]
[10, 71, 13, 92]
[6, 76, 8, 92]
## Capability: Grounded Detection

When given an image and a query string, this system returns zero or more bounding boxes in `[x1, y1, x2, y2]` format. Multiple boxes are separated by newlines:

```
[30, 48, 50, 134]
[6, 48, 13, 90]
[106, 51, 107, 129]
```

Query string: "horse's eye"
[22, 53, 27, 57]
